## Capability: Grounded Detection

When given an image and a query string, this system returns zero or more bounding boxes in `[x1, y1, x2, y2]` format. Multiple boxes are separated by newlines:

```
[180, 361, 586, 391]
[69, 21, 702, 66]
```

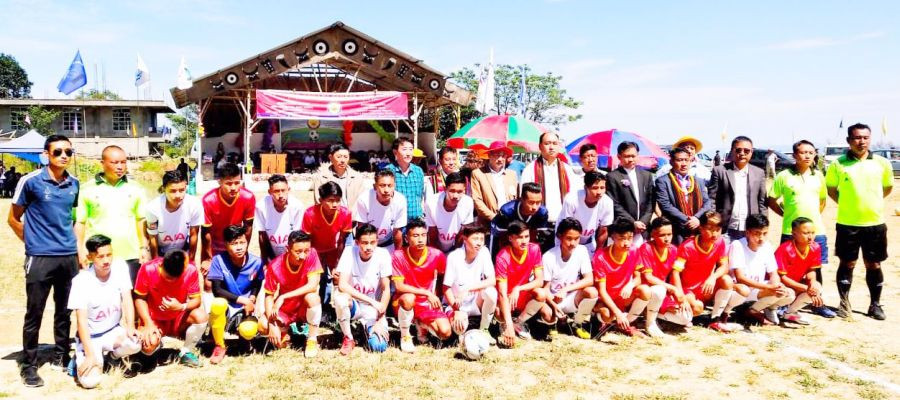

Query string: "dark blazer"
[606, 166, 655, 236]
[707, 162, 767, 230]
[655, 174, 712, 242]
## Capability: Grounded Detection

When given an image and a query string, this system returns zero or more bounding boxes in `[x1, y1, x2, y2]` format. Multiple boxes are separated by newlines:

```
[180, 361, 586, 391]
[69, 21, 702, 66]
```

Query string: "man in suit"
[606, 141, 655, 247]
[708, 136, 767, 242]
[471, 141, 519, 226]
[656, 147, 712, 244]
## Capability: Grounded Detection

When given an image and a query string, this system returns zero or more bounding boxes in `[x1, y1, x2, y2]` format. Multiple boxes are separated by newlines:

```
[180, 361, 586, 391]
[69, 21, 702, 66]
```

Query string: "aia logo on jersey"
[583, 229, 595, 238]
[270, 234, 289, 245]
[377, 228, 389, 239]
[352, 283, 375, 296]
[162, 233, 186, 244]
[92, 304, 121, 321]
[439, 232, 457, 242]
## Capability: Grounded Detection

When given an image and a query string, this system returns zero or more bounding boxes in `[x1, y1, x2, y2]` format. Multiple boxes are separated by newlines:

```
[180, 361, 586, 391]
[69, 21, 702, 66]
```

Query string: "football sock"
[480, 288, 498, 330]
[182, 323, 207, 354]
[710, 289, 733, 319]
[574, 297, 599, 324]
[836, 264, 853, 300]
[724, 291, 746, 316]
[516, 300, 544, 324]
[645, 285, 666, 325]
[865, 268, 883, 304]
[209, 298, 228, 348]
[398, 306, 414, 335]
[627, 297, 649, 323]
[306, 304, 322, 340]
[333, 294, 353, 337]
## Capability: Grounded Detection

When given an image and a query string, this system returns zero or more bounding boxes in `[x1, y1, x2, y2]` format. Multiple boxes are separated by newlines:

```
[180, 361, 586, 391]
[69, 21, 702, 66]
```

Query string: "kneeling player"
[333, 223, 392, 355]
[775, 217, 823, 325]
[207, 225, 265, 364]
[496, 220, 552, 347]
[259, 231, 323, 357]
[392, 219, 451, 353]
[541, 218, 598, 339]
[593, 219, 653, 337]
[443, 223, 498, 336]
[68, 235, 141, 388]
[673, 211, 741, 332]
[731, 214, 795, 326]
[639, 217, 692, 336]
[134, 250, 208, 367]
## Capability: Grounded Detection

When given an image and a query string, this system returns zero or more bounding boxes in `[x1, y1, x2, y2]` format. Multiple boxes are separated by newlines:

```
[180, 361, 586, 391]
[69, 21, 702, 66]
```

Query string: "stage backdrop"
[256, 90, 409, 120]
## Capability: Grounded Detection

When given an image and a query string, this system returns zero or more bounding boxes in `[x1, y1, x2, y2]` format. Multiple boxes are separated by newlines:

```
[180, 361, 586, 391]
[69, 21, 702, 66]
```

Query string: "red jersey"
[263, 249, 323, 312]
[775, 240, 821, 283]
[391, 247, 446, 292]
[593, 247, 641, 294]
[202, 187, 256, 253]
[673, 236, 728, 292]
[301, 204, 352, 267]
[495, 243, 543, 294]
[134, 258, 201, 321]
[639, 242, 678, 282]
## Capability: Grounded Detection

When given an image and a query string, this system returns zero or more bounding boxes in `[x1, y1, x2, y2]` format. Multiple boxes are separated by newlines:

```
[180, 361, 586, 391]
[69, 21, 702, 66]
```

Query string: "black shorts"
[835, 223, 888, 263]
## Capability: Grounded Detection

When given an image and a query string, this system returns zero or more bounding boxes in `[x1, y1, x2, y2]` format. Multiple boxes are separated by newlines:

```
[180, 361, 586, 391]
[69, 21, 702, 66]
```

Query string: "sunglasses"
[52, 148, 74, 157]
[733, 148, 752, 154]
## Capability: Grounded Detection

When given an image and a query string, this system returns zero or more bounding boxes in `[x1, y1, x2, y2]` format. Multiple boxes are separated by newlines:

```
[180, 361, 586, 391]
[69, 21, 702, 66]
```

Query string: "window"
[112, 108, 131, 132]
[62, 108, 83, 132]
[10, 107, 27, 130]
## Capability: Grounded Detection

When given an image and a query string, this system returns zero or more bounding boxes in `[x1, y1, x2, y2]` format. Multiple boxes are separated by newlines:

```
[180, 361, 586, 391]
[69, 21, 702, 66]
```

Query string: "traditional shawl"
[534, 157, 570, 204]
[668, 172, 703, 219]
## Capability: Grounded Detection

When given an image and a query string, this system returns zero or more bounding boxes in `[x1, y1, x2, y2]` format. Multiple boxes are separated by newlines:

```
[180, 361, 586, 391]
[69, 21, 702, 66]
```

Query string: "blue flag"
[57, 50, 87, 95]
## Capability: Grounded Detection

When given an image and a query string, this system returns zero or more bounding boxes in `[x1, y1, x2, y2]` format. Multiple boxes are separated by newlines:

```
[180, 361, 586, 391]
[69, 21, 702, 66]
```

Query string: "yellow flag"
[721, 122, 728, 144]
[131, 122, 137, 138]
[882, 116, 888, 136]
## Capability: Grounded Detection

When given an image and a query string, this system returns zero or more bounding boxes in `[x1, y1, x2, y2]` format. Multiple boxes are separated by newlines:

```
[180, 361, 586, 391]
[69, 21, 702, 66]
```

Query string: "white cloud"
[767, 31, 886, 50]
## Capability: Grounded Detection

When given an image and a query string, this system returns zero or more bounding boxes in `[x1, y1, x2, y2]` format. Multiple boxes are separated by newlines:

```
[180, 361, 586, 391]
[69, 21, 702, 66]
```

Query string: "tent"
[0, 130, 46, 163]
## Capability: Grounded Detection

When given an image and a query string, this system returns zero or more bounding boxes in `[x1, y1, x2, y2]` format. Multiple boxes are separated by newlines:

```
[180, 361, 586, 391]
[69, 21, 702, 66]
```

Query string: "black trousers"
[22, 255, 78, 369]
[125, 258, 141, 285]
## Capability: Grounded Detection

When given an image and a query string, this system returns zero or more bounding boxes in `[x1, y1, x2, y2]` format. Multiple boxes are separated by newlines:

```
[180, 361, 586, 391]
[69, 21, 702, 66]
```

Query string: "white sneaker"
[646, 323, 669, 338]
[400, 335, 416, 353]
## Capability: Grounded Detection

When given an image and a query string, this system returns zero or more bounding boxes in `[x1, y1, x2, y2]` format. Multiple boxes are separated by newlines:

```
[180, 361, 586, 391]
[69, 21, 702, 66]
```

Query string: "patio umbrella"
[447, 114, 548, 154]
[566, 129, 669, 170]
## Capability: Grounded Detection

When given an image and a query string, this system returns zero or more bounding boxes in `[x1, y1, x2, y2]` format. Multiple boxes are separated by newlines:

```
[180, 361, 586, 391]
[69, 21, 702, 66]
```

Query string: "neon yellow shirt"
[825, 152, 893, 227]
[76, 174, 145, 259]
[768, 168, 827, 235]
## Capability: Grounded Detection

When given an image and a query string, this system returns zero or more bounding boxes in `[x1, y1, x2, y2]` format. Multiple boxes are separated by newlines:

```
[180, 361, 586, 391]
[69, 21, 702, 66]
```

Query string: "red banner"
[256, 90, 409, 121]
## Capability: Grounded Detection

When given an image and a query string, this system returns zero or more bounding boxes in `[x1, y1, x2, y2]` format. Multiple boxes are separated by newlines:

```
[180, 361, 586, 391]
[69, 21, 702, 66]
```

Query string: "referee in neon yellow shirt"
[75, 146, 149, 283]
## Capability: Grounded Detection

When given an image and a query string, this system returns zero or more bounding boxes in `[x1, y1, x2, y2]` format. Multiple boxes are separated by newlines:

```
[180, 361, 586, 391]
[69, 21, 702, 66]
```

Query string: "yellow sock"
[209, 298, 228, 348]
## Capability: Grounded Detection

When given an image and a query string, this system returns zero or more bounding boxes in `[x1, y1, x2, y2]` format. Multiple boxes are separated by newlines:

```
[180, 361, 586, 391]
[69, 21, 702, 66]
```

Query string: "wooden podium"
[261, 153, 287, 174]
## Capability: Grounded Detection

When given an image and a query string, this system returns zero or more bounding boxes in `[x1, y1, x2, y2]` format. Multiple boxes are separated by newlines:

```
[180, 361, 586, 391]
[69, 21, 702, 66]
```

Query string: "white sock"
[646, 285, 666, 326]
[574, 297, 599, 324]
[479, 288, 498, 329]
[787, 292, 812, 314]
[724, 291, 746, 315]
[659, 310, 691, 326]
[398, 306, 414, 335]
[710, 289, 733, 319]
[751, 295, 779, 311]
[516, 300, 544, 324]
[181, 323, 206, 354]
[201, 292, 214, 313]
[627, 297, 649, 323]
[334, 295, 353, 338]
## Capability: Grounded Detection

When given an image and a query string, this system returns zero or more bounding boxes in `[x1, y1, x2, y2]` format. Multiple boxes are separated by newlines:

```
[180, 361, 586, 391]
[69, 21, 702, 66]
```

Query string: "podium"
[261, 153, 287, 174]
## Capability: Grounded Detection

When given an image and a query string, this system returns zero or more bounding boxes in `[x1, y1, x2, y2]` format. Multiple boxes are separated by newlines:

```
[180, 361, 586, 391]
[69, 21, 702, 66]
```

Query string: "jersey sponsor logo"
[91, 304, 122, 322]
[162, 233, 187, 244]
[583, 229, 595, 238]
[352, 282, 376, 297]
[439, 232, 458, 242]
[269, 234, 290, 245]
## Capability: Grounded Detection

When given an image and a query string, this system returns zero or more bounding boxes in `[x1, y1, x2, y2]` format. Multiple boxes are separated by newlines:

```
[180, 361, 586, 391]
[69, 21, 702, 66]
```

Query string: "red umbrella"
[566, 129, 669, 169]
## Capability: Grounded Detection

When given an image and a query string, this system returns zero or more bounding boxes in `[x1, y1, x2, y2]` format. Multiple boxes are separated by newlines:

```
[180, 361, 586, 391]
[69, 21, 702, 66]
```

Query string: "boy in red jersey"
[134, 250, 208, 367]
[673, 211, 741, 332]
[392, 219, 451, 353]
[639, 217, 691, 336]
[593, 219, 652, 337]
[258, 231, 323, 357]
[301, 182, 352, 319]
[496, 220, 552, 347]
[775, 217, 822, 325]
[201, 163, 256, 290]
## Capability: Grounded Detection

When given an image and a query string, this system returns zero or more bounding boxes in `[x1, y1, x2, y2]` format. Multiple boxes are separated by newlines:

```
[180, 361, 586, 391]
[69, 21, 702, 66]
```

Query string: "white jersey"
[67, 259, 132, 335]
[444, 247, 495, 296]
[729, 238, 778, 284]
[353, 188, 407, 246]
[423, 192, 474, 252]
[542, 245, 592, 295]
[335, 246, 392, 299]
[145, 195, 204, 255]
[557, 190, 614, 253]
[254, 195, 304, 257]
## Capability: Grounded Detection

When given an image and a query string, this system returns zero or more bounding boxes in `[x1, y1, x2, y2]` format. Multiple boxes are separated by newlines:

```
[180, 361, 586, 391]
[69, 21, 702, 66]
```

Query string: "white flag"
[135, 54, 150, 88]
[73, 113, 78, 134]
[474, 48, 495, 114]
[176, 57, 192, 90]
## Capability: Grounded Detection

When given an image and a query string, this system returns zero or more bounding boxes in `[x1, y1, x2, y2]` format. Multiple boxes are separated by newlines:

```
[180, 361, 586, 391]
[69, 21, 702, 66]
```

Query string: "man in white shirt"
[67, 235, 141, 389]
[146, 170, 204, 259]
[606, 142, 655, 248]
[521, 132, 575, 223]
[354, 170, 407, 251]
[708, 136, 767, 243]
[557, 171, 614, 253]
[256, 174, 304, 262]
[425, 172, 474, 252]
[541, 218, 599, 339]
[443, 223, 497, 335]
[730, 214, 795, 326]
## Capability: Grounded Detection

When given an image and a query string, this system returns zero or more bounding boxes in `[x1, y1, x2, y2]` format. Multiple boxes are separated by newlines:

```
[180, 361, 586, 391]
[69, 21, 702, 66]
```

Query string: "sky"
[2, 0, 899, 152]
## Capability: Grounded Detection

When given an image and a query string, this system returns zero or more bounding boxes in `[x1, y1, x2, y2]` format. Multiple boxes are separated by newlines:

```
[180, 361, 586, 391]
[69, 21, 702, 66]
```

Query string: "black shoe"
[20, 367, 43, 388]
[836, 298, 852, 319]
[868, 303, 886, 320]
[50, 352, 71, 371]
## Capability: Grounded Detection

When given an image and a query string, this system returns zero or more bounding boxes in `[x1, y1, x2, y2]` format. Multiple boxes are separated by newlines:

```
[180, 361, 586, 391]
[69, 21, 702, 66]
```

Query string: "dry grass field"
[0, 186, 896, 400]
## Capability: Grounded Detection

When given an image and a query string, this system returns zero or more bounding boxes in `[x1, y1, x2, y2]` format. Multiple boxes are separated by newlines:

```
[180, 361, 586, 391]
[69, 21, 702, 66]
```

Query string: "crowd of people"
[8, 122, 893, 390]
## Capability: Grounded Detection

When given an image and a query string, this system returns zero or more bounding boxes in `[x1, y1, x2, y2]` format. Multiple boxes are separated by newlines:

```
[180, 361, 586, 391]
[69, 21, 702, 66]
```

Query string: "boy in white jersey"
[145, 170, 203, 259]
[443, 223, 498, 336]
[354, 169, 407, 251]
[256, 174, 304, 262]
[67, 235, 141, 388]
[333, 223, 392, 355]
[425, 172, 475, 252]
[557, 171, 614, 253]
[731, 214, 795, 326]
[541, 218, 599, 339]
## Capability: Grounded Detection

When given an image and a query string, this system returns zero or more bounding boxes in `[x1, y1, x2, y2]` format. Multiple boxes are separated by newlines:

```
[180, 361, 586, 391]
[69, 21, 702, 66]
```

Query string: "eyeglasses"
[51, 149, 74, 157]
[733, 148, 752, 154]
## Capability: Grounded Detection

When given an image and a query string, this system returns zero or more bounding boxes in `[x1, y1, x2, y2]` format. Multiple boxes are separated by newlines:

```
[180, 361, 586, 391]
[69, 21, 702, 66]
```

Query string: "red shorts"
[393, 295, 450, 324]
[153, 311, 187, 338]
[513, 290, 535, 313]
[275, 299, 309, 326]
[685, 279, 727, 303]
[606, 289, 637, 310]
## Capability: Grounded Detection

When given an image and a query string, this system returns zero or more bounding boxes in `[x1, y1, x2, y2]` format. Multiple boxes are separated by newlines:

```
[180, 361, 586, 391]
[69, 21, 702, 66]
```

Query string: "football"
[460, 329, 491, 361]
[309, 130, 320, 141]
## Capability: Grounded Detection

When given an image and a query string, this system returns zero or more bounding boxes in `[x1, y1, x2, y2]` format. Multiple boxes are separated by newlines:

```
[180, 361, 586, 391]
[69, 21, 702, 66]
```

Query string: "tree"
[25, 105, 60, 135]
[0, 53, 32, 98]
[432, 64, 582, 140]
[76, 89, 121, 100]
[162, 105, 198, 158]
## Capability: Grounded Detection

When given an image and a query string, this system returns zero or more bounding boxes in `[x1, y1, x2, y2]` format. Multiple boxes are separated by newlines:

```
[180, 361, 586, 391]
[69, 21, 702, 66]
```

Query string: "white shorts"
[555, 291, 578, 314]
[454, 290, 495, 317]
[350, 300, 380, 328]
[75, 325, 132, 367]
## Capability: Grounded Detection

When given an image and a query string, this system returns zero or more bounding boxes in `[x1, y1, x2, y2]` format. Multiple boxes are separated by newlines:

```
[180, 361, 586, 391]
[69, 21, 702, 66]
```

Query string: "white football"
[460, 329, 491, 361]
[309, 130, 320, 141]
